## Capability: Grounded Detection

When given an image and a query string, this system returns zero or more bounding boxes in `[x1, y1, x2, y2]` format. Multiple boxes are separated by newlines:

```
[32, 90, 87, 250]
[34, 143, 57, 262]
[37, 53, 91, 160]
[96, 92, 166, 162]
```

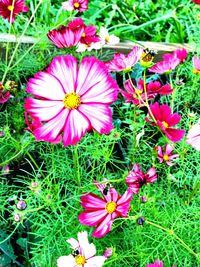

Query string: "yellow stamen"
[193, 68, 200, 75]
[63, 92, 81, 109]
[74, 2, 80, 8]
[163, 154, 169, 161]
[81, 32, 86, 38]
[162, 121, 169, 128]
[133, 89, 143, 99]
[8, 5, 14, 11]
[105, 201, 117, 214]
[75, 255, 87, 265]
[105, 36, 110, 43]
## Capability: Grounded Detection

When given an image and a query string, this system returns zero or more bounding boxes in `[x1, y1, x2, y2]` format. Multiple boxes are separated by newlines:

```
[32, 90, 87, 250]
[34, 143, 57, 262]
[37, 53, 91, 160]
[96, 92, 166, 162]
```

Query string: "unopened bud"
[140, 196, 147, 203]
[16, 200, 27, 210]
[136, 216, 145, 225]
[103, 247, 112, 258]
[14, 213, 21, 222]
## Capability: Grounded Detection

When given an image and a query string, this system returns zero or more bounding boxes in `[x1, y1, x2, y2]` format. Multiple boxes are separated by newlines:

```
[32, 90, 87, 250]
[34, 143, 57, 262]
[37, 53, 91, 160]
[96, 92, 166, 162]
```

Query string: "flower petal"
[76, 57, 118, 103]
[92, 214, 113, 238]
[24, 97, 64, 121]
[57, 255, 76, 267]
[165, 128, 185, 142]
[47, 55, 78, 94]
[78, 210, 107, 227]
[27, 72, 65, 100]
[85, 256, 106, 267]
[34, 109, 69, 143]
[80, 193, 106, 210]
[67, 238, 79, 249]
[78, 103, 113, 134]
[63, 109, 91, 146]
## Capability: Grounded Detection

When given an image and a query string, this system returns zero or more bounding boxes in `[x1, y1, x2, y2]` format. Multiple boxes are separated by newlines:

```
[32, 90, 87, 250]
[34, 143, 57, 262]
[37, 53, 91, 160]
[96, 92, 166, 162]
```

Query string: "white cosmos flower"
[57, 231, 106, 267]
[99, 27, 120, 45]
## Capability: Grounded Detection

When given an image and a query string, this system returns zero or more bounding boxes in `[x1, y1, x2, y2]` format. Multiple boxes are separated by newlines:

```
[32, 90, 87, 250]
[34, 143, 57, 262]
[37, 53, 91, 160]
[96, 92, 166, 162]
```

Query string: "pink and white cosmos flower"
[24, 55, 118, 146]
[79, 181, 133, 238]
[149, 58, 180, 74]
[145, 102, 185, 142]
[57, 231, 106, 267]
[186, 119, 200, 151]
[105, 46, 143, 72]
[162, 48, 188, 63]
[0, 0, 29, 22]
[192, 56, 200, 74]
[47, 25, 83, 49]
[157, 144, 179, 166]
[125, 164, 157, 194]
[62, 0, 88, 12]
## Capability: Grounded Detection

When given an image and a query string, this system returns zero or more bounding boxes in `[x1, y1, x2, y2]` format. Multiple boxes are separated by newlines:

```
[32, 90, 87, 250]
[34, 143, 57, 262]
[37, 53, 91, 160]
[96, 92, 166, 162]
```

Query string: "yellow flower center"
[193, 69, 200, 75]
[105, 201, 117, 214]
[75, 255, 87, 265]
[163, 154, 169, 161]
[162, 121, 169, 128]
[133, 89, 143, 99]
[105, 36, 110, 42]
[63, 92, 81, 109]
[74, 2, 80, 8]
[81, 32, 86, 38]
[8, 5, 14, 11]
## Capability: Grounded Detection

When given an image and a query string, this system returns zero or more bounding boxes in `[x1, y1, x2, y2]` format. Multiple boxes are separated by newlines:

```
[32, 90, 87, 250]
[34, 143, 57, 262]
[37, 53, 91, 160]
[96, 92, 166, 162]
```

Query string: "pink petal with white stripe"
[78, 103, 113, 134]
[92, 214, 113, 238]
[63, 109, 91, 146]
[27, 72, 65, 100]
[34, 109, 69, 143]
[85, 256, 106, 267]
[47, 55, 78, 94]
[24, 98, 64, 121]
[80, 193, 106, 210]
[79, 209, 108, 226]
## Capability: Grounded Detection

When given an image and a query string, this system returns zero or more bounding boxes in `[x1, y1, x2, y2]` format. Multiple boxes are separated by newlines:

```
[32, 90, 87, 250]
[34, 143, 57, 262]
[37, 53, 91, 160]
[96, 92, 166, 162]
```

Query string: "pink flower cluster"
[47, 18, 100, 49]
[121, 78, 173, 106]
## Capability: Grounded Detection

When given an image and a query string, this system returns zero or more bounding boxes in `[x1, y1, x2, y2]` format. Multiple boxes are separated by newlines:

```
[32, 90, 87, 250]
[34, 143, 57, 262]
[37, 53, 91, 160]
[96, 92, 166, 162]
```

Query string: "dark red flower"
[0, 0, 29, 22]
[125, 164, 157, 194]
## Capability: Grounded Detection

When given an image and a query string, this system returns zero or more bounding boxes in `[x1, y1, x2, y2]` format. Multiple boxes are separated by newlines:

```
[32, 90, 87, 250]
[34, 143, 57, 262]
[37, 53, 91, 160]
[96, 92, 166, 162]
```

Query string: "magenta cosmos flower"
[79, 181, 133, 238]
[125, 164, 157, 194]
[62, 0, 88, 12]
[186, 119, 200, 151]
[57, 231, 106, 267]
[162, 48, 188, 63]
[105, 46, 143, 72]
[24, 55, 118, 146]
[146, 259, 176, 267]
[0, 83, 10, 104]
[121, 79, 173, 106]
[157, 144, 179, 166]
[192, 0, 200, 4]
[192, 56, 200, 74]
[0, 0, 29, 22]
[145, 102, 185, 142]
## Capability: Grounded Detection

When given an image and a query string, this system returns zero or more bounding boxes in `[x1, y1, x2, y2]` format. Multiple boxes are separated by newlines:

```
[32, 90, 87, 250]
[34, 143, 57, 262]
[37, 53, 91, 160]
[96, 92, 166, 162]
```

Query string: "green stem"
[0, 224, 19, 245]
[73, 145, 80, 186]
[25, 151, 46, 180]
[170, 74, 175, 113]
[2, 0, 43, 83]
[145, 220, 198, 258]
[26, 205, 45, 213]
[187, 179, 200, 204]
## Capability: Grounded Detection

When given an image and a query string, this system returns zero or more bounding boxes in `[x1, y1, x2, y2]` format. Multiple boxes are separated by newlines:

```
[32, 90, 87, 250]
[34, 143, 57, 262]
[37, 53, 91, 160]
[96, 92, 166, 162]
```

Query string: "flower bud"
[16, 200, 27, 210]
[103, 247, 112, 258]
[140, 196, 147, 203]
[136, 216, 145, 225]
[14, 213, 21, 222]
